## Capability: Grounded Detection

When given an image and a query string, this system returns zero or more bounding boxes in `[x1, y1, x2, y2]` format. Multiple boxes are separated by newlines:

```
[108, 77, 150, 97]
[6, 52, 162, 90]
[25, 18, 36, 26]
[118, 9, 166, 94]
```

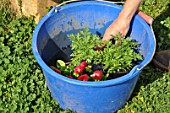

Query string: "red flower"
[54, 69, 61, 74]
[74, 65, 84, 74]
[67, 76, 74, 79]
[80, 61, 87, 69]
[77, 74, 89, 81]
[91, 70, 103, 80]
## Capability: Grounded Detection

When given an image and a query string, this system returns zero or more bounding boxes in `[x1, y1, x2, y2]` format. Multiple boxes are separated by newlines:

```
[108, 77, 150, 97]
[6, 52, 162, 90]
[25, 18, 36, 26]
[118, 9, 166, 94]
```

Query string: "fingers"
[102, 26, 118, 41]
[102, 26, 129, 41]
[102, 32, 116, 41]
[102, 33, 113, 41]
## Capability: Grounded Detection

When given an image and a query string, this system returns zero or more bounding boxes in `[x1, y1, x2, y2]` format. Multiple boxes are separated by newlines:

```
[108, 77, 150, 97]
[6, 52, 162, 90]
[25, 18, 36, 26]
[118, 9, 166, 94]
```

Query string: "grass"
[0, 0, 169, 113]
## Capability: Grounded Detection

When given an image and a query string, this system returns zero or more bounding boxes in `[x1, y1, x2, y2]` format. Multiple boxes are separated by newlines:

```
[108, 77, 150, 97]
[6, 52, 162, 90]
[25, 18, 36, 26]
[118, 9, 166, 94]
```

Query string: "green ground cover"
[0, 0, 169, 113]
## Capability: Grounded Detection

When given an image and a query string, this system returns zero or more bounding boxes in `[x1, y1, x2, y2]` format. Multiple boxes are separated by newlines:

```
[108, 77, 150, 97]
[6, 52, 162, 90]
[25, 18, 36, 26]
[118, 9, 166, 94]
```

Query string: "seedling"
[51, 28, 143, 81]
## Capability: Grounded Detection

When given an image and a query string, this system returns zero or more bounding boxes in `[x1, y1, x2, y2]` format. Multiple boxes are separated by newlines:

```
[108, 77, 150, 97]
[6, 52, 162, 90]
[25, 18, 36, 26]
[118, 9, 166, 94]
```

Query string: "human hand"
[102, 17, 130, 41]
[102, 0, 143, 41]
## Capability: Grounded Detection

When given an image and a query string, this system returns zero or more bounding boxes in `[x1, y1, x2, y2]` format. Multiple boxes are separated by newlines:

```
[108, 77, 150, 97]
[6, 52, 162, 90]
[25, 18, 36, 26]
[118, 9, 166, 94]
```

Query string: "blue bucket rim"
[32, 1, 155, 87]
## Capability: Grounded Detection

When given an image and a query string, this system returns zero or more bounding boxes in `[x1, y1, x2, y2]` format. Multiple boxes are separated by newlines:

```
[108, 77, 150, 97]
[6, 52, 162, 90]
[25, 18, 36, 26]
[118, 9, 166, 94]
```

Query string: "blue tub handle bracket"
[47, 7, 56, 16]
[129, 65, 140, 75]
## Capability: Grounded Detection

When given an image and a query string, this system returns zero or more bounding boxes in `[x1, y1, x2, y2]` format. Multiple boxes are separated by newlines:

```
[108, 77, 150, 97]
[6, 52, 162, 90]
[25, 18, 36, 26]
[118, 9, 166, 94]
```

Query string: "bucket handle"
[54, 0, 156, 72]
[55, 0, 124, 11]
[55, 0, 153, 24]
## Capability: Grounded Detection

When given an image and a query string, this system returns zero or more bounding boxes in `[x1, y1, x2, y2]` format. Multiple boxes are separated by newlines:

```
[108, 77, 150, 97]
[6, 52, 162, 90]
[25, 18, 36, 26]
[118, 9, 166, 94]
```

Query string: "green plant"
[17, 0, 22, 13]
[68, 28, 143, 79]
[51, 28, 143, 81]
[0, 0, 14, 27]
[118, 67, 170, 113]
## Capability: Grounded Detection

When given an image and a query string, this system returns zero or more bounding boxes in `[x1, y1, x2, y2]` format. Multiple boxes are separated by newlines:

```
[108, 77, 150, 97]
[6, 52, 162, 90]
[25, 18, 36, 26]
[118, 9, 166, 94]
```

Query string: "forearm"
[118, 0, 143, 22]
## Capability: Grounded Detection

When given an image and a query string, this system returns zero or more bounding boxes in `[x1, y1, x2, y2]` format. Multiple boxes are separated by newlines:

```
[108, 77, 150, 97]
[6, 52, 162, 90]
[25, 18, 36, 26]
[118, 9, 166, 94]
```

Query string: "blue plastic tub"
[32, 1, 156, 113]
